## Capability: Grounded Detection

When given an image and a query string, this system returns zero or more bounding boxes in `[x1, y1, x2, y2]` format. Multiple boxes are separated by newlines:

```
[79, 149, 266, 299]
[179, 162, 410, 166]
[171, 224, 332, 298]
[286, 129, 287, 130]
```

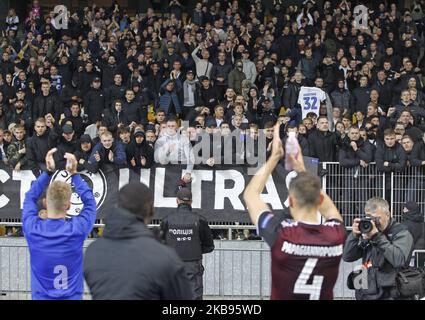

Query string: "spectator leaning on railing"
[87, 130, 126, 173]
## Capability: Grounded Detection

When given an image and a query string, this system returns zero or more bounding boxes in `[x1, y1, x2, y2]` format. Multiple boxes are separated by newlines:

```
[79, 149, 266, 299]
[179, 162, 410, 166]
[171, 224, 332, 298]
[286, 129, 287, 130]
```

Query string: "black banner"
[0, 159, 318, 223]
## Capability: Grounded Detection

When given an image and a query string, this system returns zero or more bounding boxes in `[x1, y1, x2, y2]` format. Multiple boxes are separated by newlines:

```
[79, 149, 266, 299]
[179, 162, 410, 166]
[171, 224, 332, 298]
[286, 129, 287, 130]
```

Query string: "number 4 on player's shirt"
[257, 210, 346, 300]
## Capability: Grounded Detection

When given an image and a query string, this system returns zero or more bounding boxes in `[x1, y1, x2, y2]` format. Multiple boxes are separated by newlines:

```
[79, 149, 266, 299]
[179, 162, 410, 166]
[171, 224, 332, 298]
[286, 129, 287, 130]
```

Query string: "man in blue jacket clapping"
[22, 148, 97, 300]
[87, 130, 126, 173]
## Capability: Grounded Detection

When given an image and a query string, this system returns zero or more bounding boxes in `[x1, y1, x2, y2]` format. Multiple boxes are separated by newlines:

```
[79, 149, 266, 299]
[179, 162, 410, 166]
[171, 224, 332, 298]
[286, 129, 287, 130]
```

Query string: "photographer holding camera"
[343, 197, 414, 300]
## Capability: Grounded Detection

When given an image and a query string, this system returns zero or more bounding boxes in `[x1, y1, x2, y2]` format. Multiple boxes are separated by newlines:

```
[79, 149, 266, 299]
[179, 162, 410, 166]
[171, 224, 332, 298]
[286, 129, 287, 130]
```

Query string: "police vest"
[165, 205, 202, 261]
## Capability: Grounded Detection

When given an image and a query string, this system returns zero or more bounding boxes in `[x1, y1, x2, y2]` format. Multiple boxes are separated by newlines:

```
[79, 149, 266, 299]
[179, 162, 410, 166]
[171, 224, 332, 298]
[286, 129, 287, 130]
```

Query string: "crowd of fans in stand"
[0, 0, 424, 182]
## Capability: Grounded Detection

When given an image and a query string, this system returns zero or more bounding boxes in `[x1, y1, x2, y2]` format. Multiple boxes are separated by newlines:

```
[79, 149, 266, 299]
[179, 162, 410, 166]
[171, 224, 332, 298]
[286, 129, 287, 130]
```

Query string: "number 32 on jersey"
[303, 96, 318, 110]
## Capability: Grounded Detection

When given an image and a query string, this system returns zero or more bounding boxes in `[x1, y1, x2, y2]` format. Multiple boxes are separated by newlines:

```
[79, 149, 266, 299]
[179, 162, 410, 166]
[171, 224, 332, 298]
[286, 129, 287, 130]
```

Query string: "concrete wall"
[0, 238, 356, 300]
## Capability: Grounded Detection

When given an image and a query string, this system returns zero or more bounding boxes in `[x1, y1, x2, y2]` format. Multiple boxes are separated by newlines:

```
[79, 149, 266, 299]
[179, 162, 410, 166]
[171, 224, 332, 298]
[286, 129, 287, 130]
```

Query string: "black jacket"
[83, 88, 106, 124]
[75, 146, 92, 172]
[278, 34, 295, 60]
[57, 62, 73, 86]
[126, 137, 154, 169]
[401, 202, 425, 249]
[60, 84, 82, 110]
[33, 93, 63, 121]
[405, 124, 424, 142]
[330, 88, 351, 112]
[375, 142, 407, 172]
[105, 84, 126, 109]
[84, 207, 193, 300]
[101, 63, 121, 89]
[308, 130, 339, 162]
[411, 141, 425, 167]
[49, 125, 79, 170]
[160, 204, 214, 261]
[371, 80, 393, 110]
[350, 86, 371, 114]
[319, 62, 338, 92]
[78, 70, 99, 95]
[283, 81, 302, 109]
[198, 85, 218, 109]
[210, 62, 232, 87]
[338, 139, 375, 168]
[26, 131, 53, 171]
[6, 108, 33, 131]
[103, 108, 129, 136]
[62, 114, 86, 138]
[123, 99, 146, 125]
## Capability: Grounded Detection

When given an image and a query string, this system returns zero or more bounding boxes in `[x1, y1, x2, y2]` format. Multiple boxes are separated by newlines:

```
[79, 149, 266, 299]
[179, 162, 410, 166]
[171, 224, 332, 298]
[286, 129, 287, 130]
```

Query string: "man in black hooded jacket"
[84, 182, 193, 300]
[49, 123, 79, 170]
[83, 77, 106, 124]
[75, 134, 93, 172]
[401, 202, 425, 250]
[103, 100, 129, 137]
[126, 131, 154, 169]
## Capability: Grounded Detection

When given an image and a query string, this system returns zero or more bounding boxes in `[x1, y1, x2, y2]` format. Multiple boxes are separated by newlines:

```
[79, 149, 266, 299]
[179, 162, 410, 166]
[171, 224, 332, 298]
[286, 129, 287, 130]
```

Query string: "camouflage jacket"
[6, 139, 27, 168]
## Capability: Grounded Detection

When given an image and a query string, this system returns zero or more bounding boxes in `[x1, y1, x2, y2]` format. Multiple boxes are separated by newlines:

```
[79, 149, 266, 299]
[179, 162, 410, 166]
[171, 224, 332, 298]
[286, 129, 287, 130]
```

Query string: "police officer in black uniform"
[160, 187, 214, 300]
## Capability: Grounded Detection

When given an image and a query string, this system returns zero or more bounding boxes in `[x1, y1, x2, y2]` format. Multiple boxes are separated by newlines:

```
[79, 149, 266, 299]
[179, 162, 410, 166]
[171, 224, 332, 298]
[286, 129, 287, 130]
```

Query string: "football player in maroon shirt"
[244, 121, 346, 300]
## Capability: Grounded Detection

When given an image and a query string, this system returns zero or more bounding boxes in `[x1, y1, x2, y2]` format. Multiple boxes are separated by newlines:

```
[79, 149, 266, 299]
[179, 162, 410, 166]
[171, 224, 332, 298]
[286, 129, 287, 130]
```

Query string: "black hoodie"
[75, 136, 93, 172]
[83, 207, 193, 300]
[126, 132, 154, 169]
[401, 202, 425, 249]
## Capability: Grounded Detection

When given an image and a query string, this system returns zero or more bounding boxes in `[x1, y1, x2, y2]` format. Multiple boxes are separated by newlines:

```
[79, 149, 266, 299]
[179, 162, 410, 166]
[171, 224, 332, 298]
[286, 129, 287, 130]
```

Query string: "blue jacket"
[87, 142, 126, 173]
[22, 172, 96, 300]
[159, 79, 182, 115]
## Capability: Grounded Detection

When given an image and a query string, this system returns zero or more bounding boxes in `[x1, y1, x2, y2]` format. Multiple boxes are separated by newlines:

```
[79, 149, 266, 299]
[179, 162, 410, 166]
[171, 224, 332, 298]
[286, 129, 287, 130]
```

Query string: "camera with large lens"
[359, 217, 373, 234]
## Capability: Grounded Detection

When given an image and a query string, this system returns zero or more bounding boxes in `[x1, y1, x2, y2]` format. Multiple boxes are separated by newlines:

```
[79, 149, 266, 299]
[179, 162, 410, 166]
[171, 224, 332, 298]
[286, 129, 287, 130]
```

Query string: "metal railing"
[321, 162, 386, 226]
[0, 238, 359, 300]
[1, 237, 421, 300]
[0, 163, 423, 230]
[391, 166, 425, 222]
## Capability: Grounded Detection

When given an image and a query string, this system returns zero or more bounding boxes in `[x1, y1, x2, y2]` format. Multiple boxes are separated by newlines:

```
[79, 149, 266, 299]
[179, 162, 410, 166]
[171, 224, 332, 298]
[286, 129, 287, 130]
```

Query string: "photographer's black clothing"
[160, 203, 214, 300]
[84, 207, 193, 300]
[343, 219, 413, 300]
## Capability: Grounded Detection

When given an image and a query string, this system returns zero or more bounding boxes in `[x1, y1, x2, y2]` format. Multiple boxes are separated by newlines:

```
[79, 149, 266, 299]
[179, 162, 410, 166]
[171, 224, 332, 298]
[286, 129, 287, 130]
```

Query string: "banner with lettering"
[0, 158, 318, 223]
